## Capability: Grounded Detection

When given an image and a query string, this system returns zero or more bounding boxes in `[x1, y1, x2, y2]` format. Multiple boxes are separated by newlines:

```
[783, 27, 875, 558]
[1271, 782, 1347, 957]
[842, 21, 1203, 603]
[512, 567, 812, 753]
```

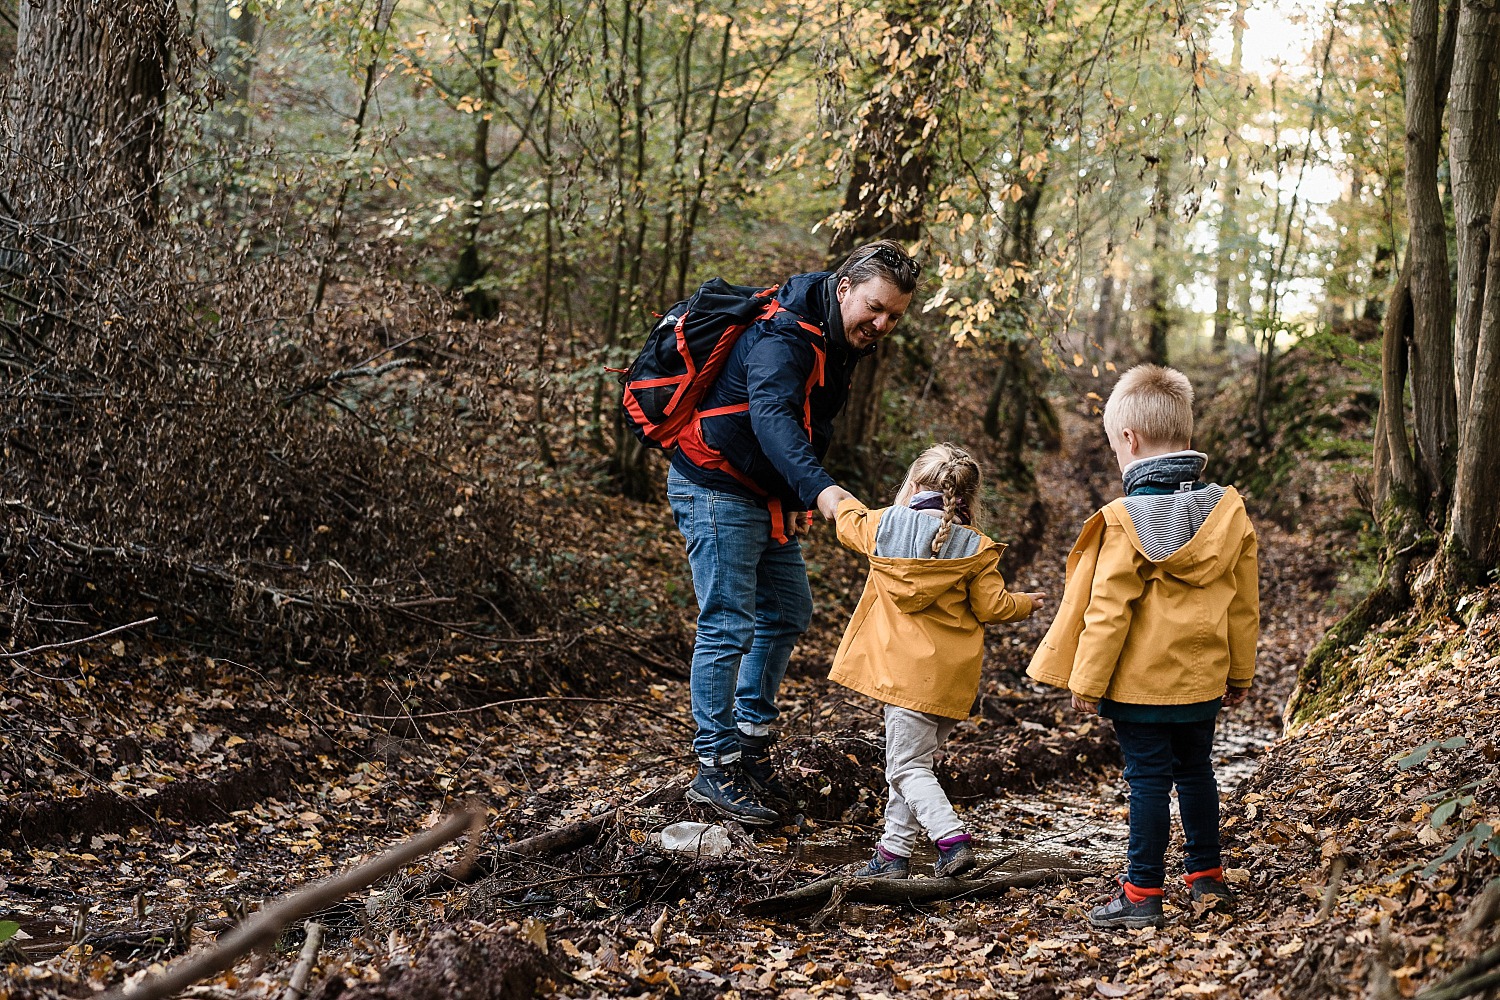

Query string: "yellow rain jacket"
[828, 499, 1035, 719]
[1026, 488, 1259, 705]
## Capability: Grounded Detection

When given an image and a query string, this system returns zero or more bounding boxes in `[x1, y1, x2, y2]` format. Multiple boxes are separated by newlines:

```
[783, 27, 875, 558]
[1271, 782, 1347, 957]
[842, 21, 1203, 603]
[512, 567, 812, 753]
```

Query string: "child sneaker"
[856, 845, 910, 879]
[1186, 868, 1235, 913]
[685, 762, 781, 826]
[933, 833, 977, 878]
[1089, 877, 1165, 929]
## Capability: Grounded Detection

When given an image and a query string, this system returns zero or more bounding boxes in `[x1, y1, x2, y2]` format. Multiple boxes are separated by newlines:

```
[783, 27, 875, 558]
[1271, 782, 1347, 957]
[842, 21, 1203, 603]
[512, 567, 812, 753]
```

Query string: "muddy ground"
[4, 399, 1495, 1000]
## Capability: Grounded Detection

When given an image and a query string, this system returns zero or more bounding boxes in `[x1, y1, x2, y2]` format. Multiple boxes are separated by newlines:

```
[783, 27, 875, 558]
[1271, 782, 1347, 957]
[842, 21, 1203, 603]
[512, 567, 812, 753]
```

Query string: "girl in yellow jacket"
[829, 443, 1044, 879]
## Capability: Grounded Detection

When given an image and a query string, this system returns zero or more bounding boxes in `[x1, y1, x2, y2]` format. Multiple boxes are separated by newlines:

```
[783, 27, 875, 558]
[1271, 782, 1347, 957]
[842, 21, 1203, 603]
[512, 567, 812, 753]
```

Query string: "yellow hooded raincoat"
[828, 499, 1035, 719]
[1026, 488, 1259, 705]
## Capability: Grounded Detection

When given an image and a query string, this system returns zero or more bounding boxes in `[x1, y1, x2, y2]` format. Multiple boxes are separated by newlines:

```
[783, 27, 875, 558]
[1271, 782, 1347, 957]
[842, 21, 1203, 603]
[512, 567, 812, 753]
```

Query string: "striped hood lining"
[1120, 485, 1228, 562]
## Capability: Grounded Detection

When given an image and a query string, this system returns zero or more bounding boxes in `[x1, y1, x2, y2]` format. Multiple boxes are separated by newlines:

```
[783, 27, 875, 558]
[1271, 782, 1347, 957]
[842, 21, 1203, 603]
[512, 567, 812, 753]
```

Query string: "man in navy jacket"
[666, 240, 920, 824]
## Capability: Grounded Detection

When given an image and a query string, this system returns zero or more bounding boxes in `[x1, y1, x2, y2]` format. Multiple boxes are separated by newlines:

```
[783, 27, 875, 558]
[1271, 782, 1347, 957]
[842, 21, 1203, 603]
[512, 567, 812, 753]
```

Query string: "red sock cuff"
[1123, 881, 1165, 902]
[1184, 867, 1224, 886]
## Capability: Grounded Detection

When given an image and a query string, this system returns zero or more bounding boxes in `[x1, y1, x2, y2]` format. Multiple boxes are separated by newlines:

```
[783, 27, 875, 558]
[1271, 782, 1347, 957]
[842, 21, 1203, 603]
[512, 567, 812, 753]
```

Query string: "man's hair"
[1103, 364, 1194, 446]
[833, 239, 921, 295]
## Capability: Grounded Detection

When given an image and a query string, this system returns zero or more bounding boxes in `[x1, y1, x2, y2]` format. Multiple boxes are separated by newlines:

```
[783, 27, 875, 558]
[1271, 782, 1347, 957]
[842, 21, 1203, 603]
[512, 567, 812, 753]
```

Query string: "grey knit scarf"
[1122, 450, 1208, 494]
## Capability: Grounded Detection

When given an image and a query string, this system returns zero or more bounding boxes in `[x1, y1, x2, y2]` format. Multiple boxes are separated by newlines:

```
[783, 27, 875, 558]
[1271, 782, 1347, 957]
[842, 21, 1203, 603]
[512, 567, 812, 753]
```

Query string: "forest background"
[2, 0, 1500, 997]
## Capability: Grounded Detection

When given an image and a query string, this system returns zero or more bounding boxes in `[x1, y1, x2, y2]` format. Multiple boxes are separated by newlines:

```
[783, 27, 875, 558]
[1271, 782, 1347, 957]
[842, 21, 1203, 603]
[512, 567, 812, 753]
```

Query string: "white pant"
[880, 705, 965, 856]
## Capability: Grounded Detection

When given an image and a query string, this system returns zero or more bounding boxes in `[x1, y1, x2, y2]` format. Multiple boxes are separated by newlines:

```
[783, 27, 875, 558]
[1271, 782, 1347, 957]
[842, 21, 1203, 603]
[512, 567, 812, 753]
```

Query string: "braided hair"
[893, 443, 983, 555]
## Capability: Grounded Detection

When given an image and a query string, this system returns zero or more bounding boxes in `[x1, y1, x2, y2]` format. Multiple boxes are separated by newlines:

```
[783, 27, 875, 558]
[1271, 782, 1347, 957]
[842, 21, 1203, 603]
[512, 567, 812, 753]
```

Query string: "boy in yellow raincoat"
[1028, 364, 1259, 928]
[829, 443, 1044, 879]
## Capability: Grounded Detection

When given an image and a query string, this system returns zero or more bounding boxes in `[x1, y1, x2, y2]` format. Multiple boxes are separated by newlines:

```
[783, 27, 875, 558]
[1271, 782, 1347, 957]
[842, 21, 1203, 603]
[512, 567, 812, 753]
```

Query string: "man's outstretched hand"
[817, 485, 857, 520]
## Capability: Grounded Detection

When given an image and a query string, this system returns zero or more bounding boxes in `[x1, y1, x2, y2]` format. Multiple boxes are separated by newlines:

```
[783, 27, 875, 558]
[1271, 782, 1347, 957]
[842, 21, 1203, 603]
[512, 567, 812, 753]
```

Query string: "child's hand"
[1022, 591, 1048, 607]
[1224, 685, 1251, 708]
[1070, 693, 1098, 715]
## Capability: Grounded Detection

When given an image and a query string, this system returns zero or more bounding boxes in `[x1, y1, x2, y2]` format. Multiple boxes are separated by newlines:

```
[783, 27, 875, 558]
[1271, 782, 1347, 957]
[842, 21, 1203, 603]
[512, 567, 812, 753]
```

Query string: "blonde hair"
[894, 443, 982, 555]
[1102, 364, 1194, 446]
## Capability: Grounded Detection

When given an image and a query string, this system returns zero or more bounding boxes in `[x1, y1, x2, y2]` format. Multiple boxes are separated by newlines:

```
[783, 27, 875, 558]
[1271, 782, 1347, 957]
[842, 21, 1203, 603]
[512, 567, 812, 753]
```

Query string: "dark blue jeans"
[667, 473, 813, 764]
[1112, 717, 1221, 889]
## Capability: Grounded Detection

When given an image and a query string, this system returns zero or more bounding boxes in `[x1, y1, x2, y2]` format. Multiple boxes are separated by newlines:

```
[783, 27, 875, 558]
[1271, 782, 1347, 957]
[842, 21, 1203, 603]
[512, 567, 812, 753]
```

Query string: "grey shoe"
[856, 846, 910, 879]
[933, 835, 976, 878]
[685, 763, 780, 826]
[1089, 877, 1165, 929]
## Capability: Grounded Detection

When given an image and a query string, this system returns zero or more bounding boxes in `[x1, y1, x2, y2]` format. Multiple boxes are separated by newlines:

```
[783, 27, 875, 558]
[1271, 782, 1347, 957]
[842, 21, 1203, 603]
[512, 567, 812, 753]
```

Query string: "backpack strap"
[672, 297, 827, 547]
[677, 403, 790, 545]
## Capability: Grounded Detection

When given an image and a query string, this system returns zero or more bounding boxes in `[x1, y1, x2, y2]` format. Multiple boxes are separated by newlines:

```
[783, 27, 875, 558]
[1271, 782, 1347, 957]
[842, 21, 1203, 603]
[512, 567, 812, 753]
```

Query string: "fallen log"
[744, 867, 1098, 919]
[403, 781, 688, 900]
[98, 806, 482, 1000]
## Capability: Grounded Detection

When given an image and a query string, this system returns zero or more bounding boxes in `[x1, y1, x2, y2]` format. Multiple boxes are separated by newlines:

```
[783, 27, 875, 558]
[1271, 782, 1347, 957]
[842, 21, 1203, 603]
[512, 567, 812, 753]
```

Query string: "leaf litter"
[2, 398, 1496, 1000]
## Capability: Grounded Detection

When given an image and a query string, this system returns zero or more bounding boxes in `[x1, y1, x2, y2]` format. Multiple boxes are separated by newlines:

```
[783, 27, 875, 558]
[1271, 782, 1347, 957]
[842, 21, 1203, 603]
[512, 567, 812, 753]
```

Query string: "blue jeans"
[667, 473, 813, 764]
[1112, 717, 1221, 889]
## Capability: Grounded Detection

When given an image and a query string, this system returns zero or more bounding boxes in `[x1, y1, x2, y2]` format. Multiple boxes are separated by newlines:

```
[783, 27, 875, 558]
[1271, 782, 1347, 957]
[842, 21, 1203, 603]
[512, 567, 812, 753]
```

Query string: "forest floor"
[3, 389, 1499, 1000]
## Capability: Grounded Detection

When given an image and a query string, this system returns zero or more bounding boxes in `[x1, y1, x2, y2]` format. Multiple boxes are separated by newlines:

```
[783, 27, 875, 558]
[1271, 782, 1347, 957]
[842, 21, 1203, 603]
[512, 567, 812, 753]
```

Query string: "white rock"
[658, 821, 732, 857]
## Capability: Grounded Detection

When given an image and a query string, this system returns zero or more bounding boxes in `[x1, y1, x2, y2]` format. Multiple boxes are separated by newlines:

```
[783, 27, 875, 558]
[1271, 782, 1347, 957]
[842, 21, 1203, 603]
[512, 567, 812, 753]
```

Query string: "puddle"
[3, 915, 74, 960]
[1216, 720, 1277, 792]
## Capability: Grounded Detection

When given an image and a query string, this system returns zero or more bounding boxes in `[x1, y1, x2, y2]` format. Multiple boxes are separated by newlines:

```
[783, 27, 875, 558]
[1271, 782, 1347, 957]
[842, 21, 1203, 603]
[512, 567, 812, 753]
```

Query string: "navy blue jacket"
[670, 270, 871, 509]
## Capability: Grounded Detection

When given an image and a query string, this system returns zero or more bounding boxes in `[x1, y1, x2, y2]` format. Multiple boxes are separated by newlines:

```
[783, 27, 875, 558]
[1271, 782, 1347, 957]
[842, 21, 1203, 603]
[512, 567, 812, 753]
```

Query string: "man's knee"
[694, 609, 756, 654]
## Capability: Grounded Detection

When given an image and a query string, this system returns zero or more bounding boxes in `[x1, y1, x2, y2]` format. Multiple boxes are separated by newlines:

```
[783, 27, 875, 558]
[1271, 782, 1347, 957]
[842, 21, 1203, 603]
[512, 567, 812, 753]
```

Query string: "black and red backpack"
[618, 278, 781, 450]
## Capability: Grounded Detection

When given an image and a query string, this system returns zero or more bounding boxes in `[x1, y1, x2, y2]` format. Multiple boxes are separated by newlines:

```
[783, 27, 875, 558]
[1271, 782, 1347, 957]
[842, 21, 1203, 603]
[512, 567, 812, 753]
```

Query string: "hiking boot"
[739, 733, 793, 809]
[1186, 868, 1235, 913]
[933, 833, 977, 878]
[1089, 877, 1165, 929]
[685, 762, 781, 826]
[856, 845, 910, 879]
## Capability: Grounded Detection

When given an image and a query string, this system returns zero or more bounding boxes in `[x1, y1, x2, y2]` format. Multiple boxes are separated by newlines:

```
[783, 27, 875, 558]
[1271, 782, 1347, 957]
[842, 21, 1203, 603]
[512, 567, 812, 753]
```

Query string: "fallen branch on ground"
[0, 616, 158, 659]
[407, 780, 689, 899]
[279, 921, 323, 1000]
[1414, 944, 1500, 1000]
[743, 867, 1099, 919]
[99, 805, 483, 1000]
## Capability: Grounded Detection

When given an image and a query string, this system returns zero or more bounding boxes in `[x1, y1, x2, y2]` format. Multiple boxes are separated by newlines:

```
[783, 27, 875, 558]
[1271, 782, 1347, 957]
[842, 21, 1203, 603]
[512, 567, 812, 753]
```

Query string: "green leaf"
[1432, 799, 1459, 828]
[1398, 741, 1438, 769]
[1422, 831, 1474, 876]
[0, 921, 18, 945]
[1440, 736, 1469, 750]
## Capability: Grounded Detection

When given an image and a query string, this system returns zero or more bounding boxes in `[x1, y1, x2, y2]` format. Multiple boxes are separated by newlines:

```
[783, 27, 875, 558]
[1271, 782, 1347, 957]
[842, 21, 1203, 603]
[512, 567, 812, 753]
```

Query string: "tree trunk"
[449, 111, 498, 317]
[1212, 0, 1247, 353]
[824, 0, 942, 487]
[8, 0, 176, 232]
[1376, 259, 1421, 534]
[609, 1, 653, 498]
[1145, 157, 1171, 365]
[210, 0, 257, 142]
[1406, 0, 1459, 512]
[1448, 180, 1500, 573]
[1447, 0, 1500, 443]
[1092, 262, 1119, 356]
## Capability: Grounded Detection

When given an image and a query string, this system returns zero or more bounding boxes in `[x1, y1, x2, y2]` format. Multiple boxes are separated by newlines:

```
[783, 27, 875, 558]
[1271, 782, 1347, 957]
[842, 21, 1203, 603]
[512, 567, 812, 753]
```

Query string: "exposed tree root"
[742, 866, 1098, 919]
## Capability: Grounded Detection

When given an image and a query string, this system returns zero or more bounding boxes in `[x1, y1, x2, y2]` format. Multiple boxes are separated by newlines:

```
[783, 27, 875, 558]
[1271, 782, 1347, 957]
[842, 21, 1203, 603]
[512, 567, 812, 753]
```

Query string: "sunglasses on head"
[861, 244, 921, 282]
